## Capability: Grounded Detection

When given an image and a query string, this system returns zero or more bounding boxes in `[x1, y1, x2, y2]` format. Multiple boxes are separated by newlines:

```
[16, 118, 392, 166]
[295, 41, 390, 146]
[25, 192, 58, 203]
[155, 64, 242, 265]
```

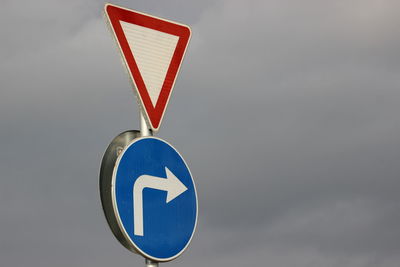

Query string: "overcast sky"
[1, 0, 400, 266]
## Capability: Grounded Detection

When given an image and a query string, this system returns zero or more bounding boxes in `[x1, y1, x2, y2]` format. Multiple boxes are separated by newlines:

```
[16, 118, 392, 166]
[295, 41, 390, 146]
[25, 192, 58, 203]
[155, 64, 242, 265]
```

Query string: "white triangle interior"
[120, 21, 179, 107]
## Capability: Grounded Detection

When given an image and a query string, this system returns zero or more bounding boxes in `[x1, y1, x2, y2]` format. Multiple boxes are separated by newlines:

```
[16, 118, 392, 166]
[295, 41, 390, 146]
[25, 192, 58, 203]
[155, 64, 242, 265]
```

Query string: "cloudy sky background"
[1, 0, 400, 266]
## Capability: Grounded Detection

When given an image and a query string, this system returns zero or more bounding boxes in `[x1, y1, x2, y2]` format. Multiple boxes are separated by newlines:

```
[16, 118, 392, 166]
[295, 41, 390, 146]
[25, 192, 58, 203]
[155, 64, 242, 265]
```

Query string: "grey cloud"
[1, 0, 400, 267]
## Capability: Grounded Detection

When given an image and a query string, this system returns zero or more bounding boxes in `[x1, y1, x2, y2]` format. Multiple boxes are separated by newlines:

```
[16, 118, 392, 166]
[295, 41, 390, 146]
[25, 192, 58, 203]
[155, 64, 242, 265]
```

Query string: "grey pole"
[140, 112, 157, 267]
[140, 112, 152, 137]
[145, 259, 159, 267]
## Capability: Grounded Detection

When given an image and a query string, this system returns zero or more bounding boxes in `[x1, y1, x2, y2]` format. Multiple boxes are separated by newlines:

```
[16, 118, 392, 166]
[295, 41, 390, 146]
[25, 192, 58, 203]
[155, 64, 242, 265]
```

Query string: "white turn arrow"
[133, 167, 188, 236]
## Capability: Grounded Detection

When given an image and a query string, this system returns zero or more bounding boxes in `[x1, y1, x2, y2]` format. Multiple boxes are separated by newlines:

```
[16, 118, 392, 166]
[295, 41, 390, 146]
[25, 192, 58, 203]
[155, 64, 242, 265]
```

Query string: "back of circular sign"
[99, 130, 141, 253]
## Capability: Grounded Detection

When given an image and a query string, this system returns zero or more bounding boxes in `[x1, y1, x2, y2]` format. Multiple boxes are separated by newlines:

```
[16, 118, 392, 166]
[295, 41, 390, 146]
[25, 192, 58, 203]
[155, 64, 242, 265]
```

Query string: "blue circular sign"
[112, 137, 197, 261]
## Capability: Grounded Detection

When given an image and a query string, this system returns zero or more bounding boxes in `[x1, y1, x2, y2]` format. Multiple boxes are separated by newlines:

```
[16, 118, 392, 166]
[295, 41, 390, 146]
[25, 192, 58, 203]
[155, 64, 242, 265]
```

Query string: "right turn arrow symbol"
[132, 167, 187, 236]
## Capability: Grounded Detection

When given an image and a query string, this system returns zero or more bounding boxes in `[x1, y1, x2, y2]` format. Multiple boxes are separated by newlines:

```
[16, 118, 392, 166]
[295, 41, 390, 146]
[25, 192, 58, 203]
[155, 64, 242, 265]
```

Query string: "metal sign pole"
[146, 259, 159, 267]
[140, 112, 152, 137]
[140, 111, 158, 267]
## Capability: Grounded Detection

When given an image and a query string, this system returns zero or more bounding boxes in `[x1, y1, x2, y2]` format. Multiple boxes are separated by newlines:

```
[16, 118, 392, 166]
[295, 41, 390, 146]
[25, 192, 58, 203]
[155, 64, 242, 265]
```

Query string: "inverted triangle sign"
[105, 4, 191, 131]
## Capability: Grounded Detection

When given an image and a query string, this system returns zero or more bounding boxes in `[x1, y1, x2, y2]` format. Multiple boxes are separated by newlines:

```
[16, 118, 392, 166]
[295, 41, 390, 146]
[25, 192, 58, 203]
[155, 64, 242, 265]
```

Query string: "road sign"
[104, 4, 191, 132]
[111, 137, 197, 262]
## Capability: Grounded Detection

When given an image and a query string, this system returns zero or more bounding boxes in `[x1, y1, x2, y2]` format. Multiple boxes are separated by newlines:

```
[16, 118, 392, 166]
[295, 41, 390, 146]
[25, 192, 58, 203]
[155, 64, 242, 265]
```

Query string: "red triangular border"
[105, 4, 191, 131]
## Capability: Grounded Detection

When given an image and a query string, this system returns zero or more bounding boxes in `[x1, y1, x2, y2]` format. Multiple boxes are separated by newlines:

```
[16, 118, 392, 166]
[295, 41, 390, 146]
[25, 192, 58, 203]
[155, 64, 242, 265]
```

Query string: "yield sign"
[104, 4, 191, 132]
